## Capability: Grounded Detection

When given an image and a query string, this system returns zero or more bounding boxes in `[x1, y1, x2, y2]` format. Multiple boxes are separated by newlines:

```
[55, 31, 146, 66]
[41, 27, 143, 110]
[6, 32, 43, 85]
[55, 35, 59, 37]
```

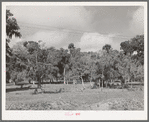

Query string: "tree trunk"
[81, 76, 85, 89]
[128, 76, 132, 89]
[36, 52, 38, 64]
[68, 70, 70, 83]
[99, 79, 100, 88]
[111, 79, 112, 88]
[102, 71, 104, 89]
[34, 78, 44, 94]
[67, 80, 68, 85]
[121, 80, 123, 91]
[124, 79, 126, 84]
[90, 78, 92, 87]
[101, 79, 103, 91]
[90, 70, 92, 87]
[38, 79, 41, 89]
[102, 79, 103, 88]
[73, 79, 75, 85]
[64, 67, 65, 84]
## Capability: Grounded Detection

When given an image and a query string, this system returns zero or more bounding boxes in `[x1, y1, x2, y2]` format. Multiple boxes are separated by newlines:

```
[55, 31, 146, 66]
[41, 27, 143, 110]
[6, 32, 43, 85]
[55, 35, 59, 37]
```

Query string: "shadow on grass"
[6, 87, 36, 93]
[43, 90, 63, 94]
[32, 88, 65, 95]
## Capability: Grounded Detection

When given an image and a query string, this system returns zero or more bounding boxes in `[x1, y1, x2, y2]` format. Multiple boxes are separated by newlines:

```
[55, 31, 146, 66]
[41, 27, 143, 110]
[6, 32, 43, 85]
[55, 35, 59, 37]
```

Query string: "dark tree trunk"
[64, 67, 66, 84]
[38, 79, 41, 89]
[106, 81, 107, 88]
[90, 78, 92, 87]
[90, 70, 93, 87]
[101, 71, 104, 89]
[99, 79, 100, 88]
[68, 71, 70, 83]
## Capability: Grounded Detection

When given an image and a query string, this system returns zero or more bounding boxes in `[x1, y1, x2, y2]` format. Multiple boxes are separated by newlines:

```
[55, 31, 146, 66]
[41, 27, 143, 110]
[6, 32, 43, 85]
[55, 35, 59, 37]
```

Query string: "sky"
[7, 6, 144, 52]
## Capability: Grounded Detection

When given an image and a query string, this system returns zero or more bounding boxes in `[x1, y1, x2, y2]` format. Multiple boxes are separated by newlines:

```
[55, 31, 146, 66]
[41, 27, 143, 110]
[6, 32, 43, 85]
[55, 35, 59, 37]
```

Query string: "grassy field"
[6, 83, 144, 110]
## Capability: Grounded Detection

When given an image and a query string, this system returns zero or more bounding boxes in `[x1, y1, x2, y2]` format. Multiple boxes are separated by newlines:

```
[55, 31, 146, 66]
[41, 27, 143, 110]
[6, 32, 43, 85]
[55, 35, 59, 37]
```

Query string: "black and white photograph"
[2, 2, 147, 120]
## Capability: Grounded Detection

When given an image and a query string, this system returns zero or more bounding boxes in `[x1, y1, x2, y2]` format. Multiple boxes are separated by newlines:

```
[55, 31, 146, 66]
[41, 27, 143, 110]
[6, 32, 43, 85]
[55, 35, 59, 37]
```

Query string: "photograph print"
[2, 1, 147, 120]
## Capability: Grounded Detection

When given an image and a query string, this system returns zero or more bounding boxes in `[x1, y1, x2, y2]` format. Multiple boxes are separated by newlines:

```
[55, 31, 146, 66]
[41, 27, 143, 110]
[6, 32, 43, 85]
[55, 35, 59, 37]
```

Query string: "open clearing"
[6, 83, 144, 110]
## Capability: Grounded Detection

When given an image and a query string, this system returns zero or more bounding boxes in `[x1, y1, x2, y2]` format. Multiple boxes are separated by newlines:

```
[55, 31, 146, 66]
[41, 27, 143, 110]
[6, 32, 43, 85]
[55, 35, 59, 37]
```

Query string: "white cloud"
[25, 30, 68, 48]
[23, 30, 82, 50]
[23, 31, 120, 52]
[78, 32, 115, 52]
[9, 31, 122, 52]
[9, 30, 70, 49]
[130, 7, 144, 35]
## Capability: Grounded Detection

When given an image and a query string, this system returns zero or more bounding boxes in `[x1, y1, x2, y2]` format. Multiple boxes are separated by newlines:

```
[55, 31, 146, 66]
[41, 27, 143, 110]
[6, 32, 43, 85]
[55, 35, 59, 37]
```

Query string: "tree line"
[6, 10, 144, 89]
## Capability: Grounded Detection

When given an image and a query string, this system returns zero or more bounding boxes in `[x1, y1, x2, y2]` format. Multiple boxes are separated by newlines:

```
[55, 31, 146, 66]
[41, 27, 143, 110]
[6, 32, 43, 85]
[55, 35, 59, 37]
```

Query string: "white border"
[2, 2, 148, 120]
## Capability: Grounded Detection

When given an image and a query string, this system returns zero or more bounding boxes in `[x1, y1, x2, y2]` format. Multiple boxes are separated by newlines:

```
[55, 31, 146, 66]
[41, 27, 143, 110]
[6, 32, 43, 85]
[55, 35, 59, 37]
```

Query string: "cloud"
[26, 30, 68, 48]
[23, 31, 121, 52]
[7, 6, 134, 52]
[130, 7, 144, 35]
[78, 32, 116, 52]
[8, 6, 93, 31]
[24, 30, 82, 49]
[7, 6, 93, 49]
[9, 31, 124, 52]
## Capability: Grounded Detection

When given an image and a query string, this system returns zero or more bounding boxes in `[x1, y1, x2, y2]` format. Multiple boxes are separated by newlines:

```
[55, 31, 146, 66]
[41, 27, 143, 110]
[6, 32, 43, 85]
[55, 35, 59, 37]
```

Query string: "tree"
[135, 65, 144, 83]
[120, 35, 144, 65]
[85, 53, 99, 87]
[68, 44, 87, 89]
[101, 45, 113, 87]
[70, 60, 87, 89]
[119, 35, 144, 88]
[120, 41, 133, 55]
[117, 54, 137, 88]
[68, 43, 75, 57]
[131, 35, 144, 65]
[102, 44, 111, 54]
[6, 10, 21, 61]
[22, 41, 51, 89]
[58, 48, 70, 84]
[6, 10, 21, 83]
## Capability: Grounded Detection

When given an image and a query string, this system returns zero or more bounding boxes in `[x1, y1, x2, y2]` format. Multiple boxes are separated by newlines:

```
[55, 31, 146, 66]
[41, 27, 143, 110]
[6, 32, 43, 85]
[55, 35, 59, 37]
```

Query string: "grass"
[6, 83, 144, 110]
